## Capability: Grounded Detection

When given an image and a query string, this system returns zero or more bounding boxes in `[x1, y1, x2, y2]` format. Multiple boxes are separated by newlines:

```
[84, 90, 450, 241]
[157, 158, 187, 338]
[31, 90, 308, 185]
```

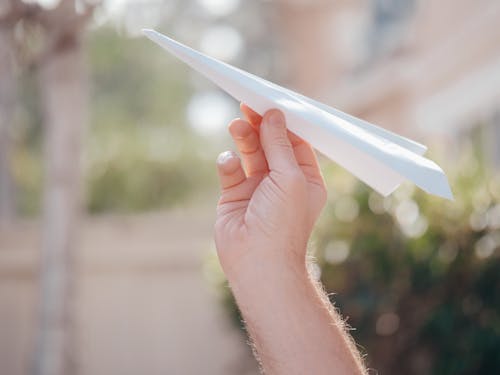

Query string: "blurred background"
[0, 0, 499, 374]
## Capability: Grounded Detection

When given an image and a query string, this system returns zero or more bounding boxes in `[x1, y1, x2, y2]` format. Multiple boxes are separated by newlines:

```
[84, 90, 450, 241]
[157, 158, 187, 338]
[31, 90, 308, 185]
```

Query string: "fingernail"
[217, 150, 236, 165]
[267, 110, 284, 127]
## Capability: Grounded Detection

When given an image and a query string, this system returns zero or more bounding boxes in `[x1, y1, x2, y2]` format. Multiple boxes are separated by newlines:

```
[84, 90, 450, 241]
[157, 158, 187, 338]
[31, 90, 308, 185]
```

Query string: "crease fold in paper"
[143, 28, 453, 200]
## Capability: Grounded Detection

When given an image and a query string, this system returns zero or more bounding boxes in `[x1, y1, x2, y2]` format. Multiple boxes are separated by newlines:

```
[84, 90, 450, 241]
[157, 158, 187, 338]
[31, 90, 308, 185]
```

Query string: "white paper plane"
[143, 29, 453, 199]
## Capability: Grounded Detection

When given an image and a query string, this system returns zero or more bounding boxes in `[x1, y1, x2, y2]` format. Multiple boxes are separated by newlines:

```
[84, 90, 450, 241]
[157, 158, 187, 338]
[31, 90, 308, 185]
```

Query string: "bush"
[211, 152, 500, 374]
[84, 124, 218, 213]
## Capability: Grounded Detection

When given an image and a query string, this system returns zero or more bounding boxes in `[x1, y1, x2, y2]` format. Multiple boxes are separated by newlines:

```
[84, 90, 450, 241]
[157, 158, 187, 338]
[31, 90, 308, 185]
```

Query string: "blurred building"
[274, 0, 500, 163]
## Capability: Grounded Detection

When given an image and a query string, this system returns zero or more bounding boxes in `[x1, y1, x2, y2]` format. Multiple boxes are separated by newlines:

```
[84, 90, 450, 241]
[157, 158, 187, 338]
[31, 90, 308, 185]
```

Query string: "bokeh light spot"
[324, 240, 350, 264]
[469, 210, 488, 231]
[395, 199, 419, 227]
[199, 25, 243, 62]
[187, 90, 236, 135]
[376, 312, 400, 336]
[475, 234, 498, 259]
[197, 0, 240, 17]
[368, 191, 386, 214]
[334, 196, 359, 222]
[487, 204, 500, 229]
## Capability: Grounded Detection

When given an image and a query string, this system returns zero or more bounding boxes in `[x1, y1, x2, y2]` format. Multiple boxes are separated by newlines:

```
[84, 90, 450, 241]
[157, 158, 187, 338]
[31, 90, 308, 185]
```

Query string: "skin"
[214, 104, 367, 375]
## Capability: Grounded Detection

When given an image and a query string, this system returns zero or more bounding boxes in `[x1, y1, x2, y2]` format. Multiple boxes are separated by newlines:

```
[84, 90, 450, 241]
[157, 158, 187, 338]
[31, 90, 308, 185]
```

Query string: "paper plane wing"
[143, 29, 452, 200]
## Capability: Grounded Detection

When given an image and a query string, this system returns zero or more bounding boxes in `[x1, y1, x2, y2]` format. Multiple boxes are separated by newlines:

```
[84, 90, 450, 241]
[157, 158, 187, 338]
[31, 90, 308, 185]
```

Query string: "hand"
[214, 104, 327, 282]
[214, 105, 366, 375]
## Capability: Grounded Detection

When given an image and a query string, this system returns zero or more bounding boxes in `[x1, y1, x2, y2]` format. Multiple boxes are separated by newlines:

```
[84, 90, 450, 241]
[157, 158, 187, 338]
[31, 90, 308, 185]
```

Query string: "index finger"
[241, 103, 304, 145]
[241, 103, 323, 184]
[240, 103, 262, 131]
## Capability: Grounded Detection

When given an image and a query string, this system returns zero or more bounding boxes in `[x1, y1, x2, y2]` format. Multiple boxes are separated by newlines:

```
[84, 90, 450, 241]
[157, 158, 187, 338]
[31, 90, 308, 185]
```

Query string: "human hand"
[214, 104, 327, 282]
[214, 105, 367, 375]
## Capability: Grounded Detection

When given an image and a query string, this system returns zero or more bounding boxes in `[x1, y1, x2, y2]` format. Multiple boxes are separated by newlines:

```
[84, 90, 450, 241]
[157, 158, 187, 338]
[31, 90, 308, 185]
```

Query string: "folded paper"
[143, 29, 453, 200]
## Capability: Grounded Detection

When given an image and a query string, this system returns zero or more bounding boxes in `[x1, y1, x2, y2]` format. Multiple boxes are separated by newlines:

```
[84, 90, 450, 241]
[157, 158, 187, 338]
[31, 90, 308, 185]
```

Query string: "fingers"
[292, 140, 323, 184]
[240, 103, 262, 130]
[285, 126, 323, 184]
[228, 118, 268, 176]
[216, 150, 259, 206]
[259, 109, 300, 174]
[216, 151, 246, 190]
[241, 103, 323, 183]
[241, 104, 309, 150]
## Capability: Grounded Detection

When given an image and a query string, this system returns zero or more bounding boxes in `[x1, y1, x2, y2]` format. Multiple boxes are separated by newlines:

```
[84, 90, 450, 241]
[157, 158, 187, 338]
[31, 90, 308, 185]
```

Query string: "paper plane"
[143, 29, 453, 200]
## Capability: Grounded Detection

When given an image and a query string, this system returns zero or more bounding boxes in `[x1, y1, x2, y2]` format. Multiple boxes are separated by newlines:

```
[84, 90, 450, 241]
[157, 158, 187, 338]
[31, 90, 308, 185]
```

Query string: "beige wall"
[273, 0, 500, 138]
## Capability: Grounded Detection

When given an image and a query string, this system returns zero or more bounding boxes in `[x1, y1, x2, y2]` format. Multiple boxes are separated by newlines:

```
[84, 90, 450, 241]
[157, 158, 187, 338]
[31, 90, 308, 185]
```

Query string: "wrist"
[225, 249, 309, 298]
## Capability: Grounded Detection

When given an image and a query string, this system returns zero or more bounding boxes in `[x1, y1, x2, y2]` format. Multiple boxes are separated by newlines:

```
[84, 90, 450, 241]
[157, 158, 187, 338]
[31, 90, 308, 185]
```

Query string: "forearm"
[216, 107, 364, 373]
[227, 255, 366, 375]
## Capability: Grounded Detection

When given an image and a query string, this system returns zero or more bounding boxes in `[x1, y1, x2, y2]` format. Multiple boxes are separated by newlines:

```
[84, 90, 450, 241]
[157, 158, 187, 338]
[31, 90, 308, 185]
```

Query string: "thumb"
[216, 151, 246, 191]
[216, 150, 256, 205]
[260, 109, 299, 174]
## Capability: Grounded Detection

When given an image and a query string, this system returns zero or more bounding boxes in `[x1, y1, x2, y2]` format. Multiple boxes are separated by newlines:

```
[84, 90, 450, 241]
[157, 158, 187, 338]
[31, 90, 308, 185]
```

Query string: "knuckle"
[272, 135, 292, 149]
[240, 140, 260, 155]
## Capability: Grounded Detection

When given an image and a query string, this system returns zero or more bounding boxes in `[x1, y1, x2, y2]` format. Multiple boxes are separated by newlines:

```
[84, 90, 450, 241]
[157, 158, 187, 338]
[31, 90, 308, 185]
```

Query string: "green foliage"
[84, 123, 218, 212]
[84, 27, 218, 213]
[211, 152, 500, 374]
[14, 26, 223, 214]
[315, 164, 500, 374]
[88, 27, 191, 130]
